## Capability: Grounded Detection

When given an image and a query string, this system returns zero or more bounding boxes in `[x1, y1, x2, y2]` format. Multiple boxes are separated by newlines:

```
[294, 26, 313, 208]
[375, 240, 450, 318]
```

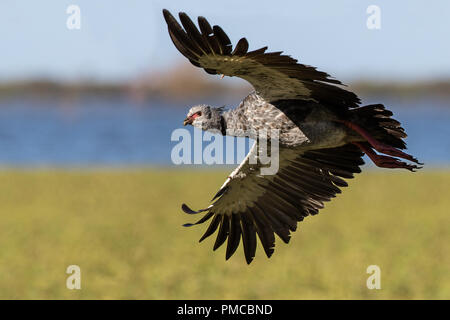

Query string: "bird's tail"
[352, 104, 406, 148]
[346, 104, 423, 171]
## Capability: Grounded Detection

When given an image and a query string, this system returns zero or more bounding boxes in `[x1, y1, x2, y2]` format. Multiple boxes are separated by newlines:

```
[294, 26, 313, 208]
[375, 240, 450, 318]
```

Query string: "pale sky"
[0, 0, 449, 82]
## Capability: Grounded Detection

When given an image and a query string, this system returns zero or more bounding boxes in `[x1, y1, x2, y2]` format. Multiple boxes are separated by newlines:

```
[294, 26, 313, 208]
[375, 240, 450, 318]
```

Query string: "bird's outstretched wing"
[162, 9, 360, 110]
[182, 142, 364, 264]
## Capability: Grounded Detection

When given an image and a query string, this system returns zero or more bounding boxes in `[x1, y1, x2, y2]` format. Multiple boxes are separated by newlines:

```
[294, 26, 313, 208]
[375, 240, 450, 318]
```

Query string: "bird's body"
[163, 9, 422, 264]
[221, 92, 349, 149]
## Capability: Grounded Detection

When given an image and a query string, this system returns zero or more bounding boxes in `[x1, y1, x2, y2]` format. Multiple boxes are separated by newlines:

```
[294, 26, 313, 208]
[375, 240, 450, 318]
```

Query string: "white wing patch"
[211, 142, 301, 215]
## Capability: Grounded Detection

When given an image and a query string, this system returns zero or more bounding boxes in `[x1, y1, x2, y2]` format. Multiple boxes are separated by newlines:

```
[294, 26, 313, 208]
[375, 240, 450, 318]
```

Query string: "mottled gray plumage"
[163, 9, 422, 264]
[189, 93, 349, 149]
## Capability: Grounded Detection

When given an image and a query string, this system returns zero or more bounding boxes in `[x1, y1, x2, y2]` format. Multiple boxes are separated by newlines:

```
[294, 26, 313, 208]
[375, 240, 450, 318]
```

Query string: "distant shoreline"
[1, 77, 449, 103]
[2, 61, 449, 102]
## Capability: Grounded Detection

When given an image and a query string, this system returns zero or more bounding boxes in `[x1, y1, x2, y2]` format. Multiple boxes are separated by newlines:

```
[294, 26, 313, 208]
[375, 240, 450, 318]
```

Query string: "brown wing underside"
[183, 144, 364, 264]
[162, 9, 360, 110]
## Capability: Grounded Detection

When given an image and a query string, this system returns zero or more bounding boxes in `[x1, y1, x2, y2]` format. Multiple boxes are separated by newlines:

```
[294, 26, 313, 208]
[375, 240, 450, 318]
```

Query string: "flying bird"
[162, 9, 422, 264]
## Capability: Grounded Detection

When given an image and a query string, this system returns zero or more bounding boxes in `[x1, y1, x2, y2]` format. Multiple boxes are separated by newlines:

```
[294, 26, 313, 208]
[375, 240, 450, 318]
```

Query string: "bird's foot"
[353, 142, 422, 172]
[368, 154, 421, 172]
[369, 143, 422, 165]
[339, 120, 423, 165]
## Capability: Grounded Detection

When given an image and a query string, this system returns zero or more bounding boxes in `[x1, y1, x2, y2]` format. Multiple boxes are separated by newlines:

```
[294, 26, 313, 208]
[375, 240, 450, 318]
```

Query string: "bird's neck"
[201, 107, 227, 135]
[221, 109, 247, 137]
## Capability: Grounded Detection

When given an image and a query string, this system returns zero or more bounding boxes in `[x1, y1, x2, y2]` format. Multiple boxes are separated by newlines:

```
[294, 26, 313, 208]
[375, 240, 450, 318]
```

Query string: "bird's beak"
[183, 117, 192, 126]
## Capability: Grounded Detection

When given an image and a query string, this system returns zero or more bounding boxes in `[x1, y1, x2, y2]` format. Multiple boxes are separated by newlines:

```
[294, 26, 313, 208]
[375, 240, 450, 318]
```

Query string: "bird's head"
[183, 105, 223, 132]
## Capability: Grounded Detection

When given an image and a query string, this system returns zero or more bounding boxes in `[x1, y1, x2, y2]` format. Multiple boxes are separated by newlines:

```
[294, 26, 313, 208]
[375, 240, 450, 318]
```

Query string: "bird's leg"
[339, 120, 422, 164]
[353, 142, 420, 171]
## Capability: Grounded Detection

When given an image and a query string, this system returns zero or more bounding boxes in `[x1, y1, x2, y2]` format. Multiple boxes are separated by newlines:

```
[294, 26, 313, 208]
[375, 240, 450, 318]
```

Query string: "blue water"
[0, 95, 448, 167]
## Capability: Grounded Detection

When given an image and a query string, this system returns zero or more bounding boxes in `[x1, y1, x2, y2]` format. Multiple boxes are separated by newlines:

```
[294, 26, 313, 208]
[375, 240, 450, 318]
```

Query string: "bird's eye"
[196, 111, 202, 116]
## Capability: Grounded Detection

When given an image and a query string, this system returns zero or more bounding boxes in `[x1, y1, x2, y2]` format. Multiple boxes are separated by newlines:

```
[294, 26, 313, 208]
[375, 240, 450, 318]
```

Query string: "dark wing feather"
[213, 215, 229, 251]
[179, 12, 210, 54]
[250, 206, 275, 258]
[199, 214, 221, 242]
[163, 11, 201, 58]
[163, 9, 360, 109]
[213, 25, 232, 55]
[198, 16, 221, 54]
[240, 212, 257, 264]
[232, 38, 249, 56]
[226, 214, 242, 260]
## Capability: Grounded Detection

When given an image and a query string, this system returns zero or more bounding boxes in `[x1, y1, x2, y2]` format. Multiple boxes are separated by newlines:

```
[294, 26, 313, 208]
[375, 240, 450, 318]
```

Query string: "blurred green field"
[0, 169, 448, 299]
